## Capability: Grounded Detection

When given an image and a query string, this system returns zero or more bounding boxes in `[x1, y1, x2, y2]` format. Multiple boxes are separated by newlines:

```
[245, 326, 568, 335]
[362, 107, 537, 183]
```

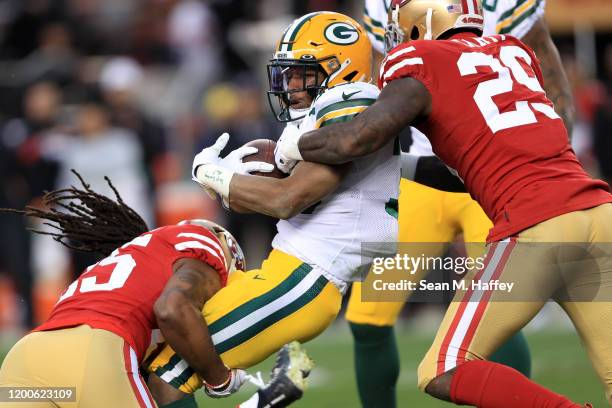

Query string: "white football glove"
[274, 124, 303, 174]
[193, 133, 234, 200]
[192, 132, 230, 179]
[221, 145, 275, 175]
[203, 367, 248, 398]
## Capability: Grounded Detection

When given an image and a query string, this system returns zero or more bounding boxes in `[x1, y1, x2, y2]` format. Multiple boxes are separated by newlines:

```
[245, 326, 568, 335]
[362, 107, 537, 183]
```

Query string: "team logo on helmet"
[324, 22, 359, 45]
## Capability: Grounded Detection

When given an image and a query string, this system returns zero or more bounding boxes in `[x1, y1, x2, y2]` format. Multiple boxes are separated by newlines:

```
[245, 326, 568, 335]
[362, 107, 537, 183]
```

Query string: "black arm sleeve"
[414, 156, 466, 193]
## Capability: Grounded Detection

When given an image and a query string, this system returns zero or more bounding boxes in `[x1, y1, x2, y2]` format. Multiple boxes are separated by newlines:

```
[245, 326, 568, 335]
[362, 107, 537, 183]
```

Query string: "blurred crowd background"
[0, 0, 610, 336]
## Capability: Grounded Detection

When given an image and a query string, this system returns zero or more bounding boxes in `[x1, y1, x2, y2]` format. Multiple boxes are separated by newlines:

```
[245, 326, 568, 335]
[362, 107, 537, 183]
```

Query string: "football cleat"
[257, 341, 315, 407]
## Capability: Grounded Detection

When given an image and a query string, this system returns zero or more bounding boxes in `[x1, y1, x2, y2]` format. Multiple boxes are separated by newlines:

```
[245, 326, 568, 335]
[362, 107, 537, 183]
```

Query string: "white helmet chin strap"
[288, 107, 309, 123]
[424, 8, 434, 40]
[323, 58, 352, 87]
[392, 5, 400, 26]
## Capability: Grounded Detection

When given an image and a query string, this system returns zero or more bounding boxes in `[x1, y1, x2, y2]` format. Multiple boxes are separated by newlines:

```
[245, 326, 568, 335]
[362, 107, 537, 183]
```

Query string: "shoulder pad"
[314, 82, 379, 111]
[311, 82, 379, 128]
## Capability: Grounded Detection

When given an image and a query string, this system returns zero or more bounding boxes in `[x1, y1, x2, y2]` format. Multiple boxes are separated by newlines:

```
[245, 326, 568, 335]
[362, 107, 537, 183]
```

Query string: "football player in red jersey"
[275, 0, 612, 407]
[0, 171, 248, 407]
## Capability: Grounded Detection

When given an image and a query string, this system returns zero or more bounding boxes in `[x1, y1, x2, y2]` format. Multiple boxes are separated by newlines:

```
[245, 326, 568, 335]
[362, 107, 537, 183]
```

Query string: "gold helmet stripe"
[279, 12, 323, 52]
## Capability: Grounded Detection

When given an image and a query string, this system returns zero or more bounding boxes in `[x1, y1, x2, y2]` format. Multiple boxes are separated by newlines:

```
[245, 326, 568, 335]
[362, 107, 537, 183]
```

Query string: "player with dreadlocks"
[3, 170, 150, 256]
[0, 170, 253, 407]
[0, 170, 315, 408]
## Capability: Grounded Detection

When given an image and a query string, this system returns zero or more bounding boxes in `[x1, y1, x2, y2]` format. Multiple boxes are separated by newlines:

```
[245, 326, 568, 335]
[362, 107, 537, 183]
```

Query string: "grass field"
[194, 322, 606, 407]
[1, 322, 605, 407]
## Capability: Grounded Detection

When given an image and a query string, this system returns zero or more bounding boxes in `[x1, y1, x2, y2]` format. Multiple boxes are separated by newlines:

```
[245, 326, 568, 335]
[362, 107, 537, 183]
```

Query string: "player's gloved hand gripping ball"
[192, 133, 274, 200]
[192, 132, 229, 179]
[222, 144, 275, 175]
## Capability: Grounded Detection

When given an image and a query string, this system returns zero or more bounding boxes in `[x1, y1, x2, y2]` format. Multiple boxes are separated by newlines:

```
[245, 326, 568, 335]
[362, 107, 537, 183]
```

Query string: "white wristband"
[280, 125, 304, 161]
[194, 164, 234, 199]
[285, 136, 303, 161]
[400, 153, 419, 180]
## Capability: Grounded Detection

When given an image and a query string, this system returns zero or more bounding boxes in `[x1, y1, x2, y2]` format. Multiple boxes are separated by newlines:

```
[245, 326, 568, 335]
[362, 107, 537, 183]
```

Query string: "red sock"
[450, 360, 581, 408]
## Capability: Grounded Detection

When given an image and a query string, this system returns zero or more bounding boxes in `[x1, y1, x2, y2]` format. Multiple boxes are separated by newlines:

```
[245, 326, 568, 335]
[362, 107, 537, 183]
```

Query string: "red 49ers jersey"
[34, 224, 228, 362]
[379, 32, 612, 241]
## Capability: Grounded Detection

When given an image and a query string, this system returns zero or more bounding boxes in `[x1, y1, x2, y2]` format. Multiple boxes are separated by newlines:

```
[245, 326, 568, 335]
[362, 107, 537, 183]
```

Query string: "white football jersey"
[272, 81, 400, 290]
[363, 0, 546, 156]
[482, 0, 546, 40]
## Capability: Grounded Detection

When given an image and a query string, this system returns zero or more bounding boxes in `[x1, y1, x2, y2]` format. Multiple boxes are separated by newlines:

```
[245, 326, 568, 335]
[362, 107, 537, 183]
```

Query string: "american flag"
[447, 4, 463, 13]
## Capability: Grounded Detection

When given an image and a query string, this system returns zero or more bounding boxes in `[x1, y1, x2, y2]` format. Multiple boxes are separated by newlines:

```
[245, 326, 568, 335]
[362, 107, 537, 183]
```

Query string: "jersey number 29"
[457, 45, 559, 133]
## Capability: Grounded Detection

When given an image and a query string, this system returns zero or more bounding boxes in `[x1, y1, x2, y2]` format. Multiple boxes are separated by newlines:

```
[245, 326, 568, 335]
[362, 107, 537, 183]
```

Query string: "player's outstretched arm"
[522, 18, 574, 135]
[228, 161, 347, 219]
[293, 77, 431, 164]
[154, 258, 229, 386]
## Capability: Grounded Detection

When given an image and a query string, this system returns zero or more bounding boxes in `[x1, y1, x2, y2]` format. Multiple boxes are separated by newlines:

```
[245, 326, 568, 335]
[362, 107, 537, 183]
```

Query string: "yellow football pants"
[418, 203, 612, 404]
[149, 249, 342, 393]
[346, 179, 492, 326]
[0, 325, 157, 408]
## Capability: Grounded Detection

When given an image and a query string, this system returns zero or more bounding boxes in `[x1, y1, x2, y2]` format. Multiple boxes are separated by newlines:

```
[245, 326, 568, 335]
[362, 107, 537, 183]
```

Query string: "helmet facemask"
[215, 229, 246, 274]
[384, 5, 406, 53]
[266, 58, 330, 122]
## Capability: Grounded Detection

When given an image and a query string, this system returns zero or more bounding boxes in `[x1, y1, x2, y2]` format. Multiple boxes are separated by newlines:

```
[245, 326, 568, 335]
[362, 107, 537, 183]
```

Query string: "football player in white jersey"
[344, 1, 573, 406]
[150, 12, 464, 408]
[146, 12, 400, 408]
[194, 10, 402, 295]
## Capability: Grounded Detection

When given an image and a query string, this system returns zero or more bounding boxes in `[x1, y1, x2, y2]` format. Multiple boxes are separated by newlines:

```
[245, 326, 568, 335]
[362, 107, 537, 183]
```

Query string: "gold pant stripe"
[213, 275, 328, 353]
[153, 262, 311, 384]
[149, 250, 342, 393]
[155, 274, 329, 389]
[208, 264, 315, 347]
[155, 266, 328, 388]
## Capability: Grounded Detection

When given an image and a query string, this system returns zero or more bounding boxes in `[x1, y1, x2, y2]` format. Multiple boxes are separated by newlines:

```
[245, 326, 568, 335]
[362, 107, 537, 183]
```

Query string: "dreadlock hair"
[0, 169, 149, 257]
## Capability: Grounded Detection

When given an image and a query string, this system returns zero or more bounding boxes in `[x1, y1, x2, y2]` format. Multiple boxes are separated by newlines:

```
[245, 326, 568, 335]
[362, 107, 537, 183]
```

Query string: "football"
[243, 139, 287, 178]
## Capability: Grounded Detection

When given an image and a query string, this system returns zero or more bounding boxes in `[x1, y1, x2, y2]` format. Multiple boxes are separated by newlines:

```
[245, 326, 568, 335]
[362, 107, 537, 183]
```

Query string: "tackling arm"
[522, 18, 574, 135]
[371, 47, 463, 192]
[228, 161, 347, 220]
[154, 258, 227, 385]
[295, 77, 431, 164]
